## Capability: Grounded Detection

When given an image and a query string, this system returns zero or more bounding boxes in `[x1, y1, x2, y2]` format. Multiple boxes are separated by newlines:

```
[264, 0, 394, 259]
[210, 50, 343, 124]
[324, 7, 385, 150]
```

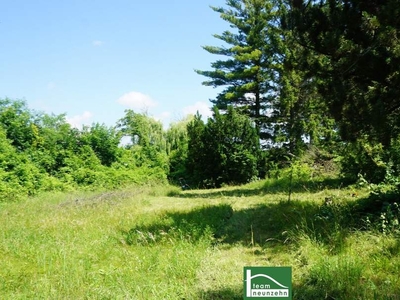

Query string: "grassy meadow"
[1, 179, 400, 299]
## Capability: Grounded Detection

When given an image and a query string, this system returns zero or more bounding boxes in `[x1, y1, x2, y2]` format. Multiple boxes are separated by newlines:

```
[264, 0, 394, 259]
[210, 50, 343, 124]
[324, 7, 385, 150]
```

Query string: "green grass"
[1, 181, 400, 299]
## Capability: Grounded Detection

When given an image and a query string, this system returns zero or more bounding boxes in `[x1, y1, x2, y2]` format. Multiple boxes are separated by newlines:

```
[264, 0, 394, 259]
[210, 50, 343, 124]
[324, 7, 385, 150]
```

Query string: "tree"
[196, 0, 277, 137]
[187, 107, 260, 187]
[0, 120, 46, 198]
[291, 0, 400, 146]
[81, 123, 120, 167]
[117, 110, 168, 172]
[197, 0, 337, 156]
[271, 4, 338, 156]
[0, 99, 35, 151]
[29, 112, 81, 175]
[165, 116, 192, 182]
[186, 113, 207, 185]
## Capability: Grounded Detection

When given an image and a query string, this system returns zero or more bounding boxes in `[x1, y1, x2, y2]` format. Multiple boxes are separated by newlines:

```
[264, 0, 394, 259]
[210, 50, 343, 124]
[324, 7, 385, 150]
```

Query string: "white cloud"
[117, 91, 157, 110]
[66, 111, 93, 128]
[182, 101, 213, 119]
[92, 40, 104, 46]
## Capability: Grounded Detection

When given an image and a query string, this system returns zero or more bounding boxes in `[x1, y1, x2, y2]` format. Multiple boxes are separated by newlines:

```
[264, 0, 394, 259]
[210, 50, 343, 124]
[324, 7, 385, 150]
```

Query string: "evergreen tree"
[291, 0, 400, 146]
[196, 0, 277, 137]
[271, 2, 338, 155]
[187, 107, 260, 187]
[197, 0, 337, 156]
[186, 113, 207, 186]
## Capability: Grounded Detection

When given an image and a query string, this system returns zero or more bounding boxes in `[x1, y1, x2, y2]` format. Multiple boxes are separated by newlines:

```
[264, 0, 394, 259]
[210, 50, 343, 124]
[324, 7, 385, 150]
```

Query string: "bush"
[186, 107, 260, 188]
[340, 139, 386, 183]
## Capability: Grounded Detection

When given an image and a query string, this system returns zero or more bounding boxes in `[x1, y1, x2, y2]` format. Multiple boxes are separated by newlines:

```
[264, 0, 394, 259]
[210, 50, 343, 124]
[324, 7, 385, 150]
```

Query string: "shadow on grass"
[122, 204, 234, 245]
[173, 177, 347, 199]
[220, 200, 358, 254]
[197, 288, 242, 300]
[122, 185, 400, 299]
[123, 196, 360, 255]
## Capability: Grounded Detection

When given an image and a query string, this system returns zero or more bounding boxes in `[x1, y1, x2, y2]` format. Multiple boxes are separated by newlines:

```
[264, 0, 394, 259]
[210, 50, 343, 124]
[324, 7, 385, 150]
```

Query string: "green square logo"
[243, 267, 292, 299]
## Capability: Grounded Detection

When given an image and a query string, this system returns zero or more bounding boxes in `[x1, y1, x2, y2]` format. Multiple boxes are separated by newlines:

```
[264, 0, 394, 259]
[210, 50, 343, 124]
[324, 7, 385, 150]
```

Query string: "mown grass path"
[1, 182, 400, 299]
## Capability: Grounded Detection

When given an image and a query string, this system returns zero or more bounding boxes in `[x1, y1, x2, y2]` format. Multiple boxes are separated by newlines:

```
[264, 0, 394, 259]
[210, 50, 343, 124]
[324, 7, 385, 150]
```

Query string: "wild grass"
[1, 180, 400, 299]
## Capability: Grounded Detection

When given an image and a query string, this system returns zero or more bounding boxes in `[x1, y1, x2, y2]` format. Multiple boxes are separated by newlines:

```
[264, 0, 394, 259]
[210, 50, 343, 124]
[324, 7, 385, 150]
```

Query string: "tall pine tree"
[196, 0, 277, 138]
[197, 0, 336, 155]
[271, 1, 337, 155]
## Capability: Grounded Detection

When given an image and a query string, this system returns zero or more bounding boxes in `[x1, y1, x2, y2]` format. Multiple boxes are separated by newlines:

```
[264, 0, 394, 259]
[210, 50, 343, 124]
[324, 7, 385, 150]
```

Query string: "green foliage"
[379, 202, 400, 235]
[166, 117, 191, 182]
[0, 126, 47, 200]
[386, 137, 400, 177]
[118, 110, 165, 150]
[187, 107, 260, 187]
[292, 0, 400, 146]
[268, 2, 337, 155]
[0, 99, 170, 201]
[80, 123, 120, 166]
[340, 140, 385, 183]
[117, 110, 169, 173]
[186, 112, 207, 185]
[0, 99, 36, 151]
[196, 0, 277, 137]
[207, 107, 260, 185]
[340, 135, 400, 183]
[198, 0, 338, 159]
[353, 167, 400, 235]
[28, 113, 82, 174]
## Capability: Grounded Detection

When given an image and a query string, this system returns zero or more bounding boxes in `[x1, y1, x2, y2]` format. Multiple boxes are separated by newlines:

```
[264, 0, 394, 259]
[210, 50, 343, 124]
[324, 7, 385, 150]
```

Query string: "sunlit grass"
[1, 180, 399, 299]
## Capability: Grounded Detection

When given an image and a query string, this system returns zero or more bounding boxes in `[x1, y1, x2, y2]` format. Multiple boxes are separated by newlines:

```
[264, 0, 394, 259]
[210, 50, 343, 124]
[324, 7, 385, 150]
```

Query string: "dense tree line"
[0, 98, 262, 200]
[197, 0, 400, 184]
[0, 99, 169, 201]
[2, 0, 400, 200]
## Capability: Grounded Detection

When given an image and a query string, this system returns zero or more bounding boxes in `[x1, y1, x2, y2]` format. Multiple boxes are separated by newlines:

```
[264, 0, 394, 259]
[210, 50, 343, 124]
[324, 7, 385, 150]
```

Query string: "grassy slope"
[1, 181, 400, 299]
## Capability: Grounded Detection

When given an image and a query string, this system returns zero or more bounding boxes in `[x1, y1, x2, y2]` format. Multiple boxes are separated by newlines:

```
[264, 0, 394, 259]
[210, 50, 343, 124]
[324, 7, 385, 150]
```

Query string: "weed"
[380, 202, 400, 235]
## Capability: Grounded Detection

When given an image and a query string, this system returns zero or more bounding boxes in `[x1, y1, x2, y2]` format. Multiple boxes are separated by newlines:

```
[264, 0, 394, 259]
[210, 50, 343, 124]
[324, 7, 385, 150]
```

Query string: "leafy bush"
[187, 107, 260, 187]
[0, 99, 174, 201]
[340, 139, 386, 183]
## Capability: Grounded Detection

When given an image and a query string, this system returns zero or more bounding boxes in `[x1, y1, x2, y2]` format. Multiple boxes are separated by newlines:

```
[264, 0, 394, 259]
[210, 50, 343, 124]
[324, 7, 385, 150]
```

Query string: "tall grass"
[0, 186, 206, 299]
[1, 181, 400, 299]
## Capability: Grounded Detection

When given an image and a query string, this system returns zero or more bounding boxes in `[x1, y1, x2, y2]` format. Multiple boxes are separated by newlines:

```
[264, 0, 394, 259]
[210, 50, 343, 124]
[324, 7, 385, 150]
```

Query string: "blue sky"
[0, 0, 227, 128]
